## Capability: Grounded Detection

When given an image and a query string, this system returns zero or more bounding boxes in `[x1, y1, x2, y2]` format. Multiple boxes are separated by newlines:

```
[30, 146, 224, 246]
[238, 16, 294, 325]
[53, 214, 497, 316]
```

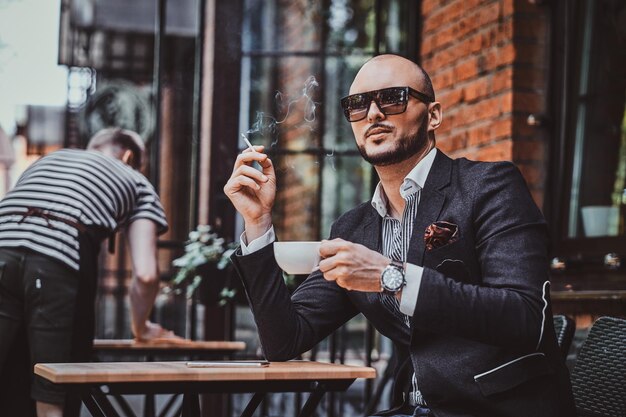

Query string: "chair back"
[553, 314, 575, 357]
[571, 316, 626, 417]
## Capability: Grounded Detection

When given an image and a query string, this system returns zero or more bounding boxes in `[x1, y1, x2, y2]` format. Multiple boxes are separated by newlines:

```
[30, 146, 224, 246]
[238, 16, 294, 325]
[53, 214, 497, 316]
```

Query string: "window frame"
[546, 0, 626, 264]
[209, 0, 421, 243]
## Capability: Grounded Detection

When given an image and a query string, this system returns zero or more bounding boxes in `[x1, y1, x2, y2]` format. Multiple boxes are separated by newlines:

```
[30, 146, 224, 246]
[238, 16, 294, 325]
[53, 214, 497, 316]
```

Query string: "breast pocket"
[424, 236, 468, 272]
[425, 236, 463, 260]
[435, 258, 471, 281]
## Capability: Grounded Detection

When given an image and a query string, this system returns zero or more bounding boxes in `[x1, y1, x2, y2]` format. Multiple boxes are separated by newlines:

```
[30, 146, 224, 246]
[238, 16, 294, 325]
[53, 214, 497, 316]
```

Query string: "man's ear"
[427, 102, 442, 132]
[121, 149, 134, 167]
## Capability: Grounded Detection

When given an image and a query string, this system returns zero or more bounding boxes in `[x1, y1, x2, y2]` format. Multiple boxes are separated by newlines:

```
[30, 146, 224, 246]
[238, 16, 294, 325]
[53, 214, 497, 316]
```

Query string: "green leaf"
[168, 225, 237, 302]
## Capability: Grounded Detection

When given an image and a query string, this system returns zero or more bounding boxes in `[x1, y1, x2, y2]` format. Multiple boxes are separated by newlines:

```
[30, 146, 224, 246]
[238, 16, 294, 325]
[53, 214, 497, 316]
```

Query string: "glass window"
[233, 1, 418, 412]
[59, 0, 204, 338]
[239, 0, 416, 241]
[557, 0, 626, 240]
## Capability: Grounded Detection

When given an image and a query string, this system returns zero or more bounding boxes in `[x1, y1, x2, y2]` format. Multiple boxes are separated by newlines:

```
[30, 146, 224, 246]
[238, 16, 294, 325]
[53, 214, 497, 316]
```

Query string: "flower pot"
[196, 263, 231, 306]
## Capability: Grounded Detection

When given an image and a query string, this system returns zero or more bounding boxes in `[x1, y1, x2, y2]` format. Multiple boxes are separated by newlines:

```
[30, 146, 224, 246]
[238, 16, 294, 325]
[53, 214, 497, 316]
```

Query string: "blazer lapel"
[358, 205, 382, 306]
[408, 150, 453, 266]
[360, 205, 382, 252]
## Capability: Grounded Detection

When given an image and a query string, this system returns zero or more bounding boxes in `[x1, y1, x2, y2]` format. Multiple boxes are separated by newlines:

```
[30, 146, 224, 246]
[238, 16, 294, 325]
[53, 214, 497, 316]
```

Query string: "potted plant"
[162, 225, 237, 307]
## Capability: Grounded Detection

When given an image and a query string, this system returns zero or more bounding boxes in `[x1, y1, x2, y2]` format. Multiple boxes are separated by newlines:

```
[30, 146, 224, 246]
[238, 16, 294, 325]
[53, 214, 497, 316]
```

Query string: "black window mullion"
[375, 0, 382, 55]
[315, 0, 331, 241]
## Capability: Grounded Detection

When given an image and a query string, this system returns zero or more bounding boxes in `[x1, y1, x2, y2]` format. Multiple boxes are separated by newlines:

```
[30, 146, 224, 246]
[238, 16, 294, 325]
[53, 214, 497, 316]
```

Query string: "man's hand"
[134, 320, 181, 342]
[223, 145, 276, 241]
[318, 238, 390, 292]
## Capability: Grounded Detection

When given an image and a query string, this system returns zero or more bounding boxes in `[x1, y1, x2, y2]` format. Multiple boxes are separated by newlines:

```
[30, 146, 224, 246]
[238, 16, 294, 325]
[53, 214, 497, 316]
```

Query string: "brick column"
[421, 0, 548, 207]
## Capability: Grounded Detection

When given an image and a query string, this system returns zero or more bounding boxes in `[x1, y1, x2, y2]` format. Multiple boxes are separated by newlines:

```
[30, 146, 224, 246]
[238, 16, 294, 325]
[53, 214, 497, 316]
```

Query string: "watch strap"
[389, 259, 404, 271]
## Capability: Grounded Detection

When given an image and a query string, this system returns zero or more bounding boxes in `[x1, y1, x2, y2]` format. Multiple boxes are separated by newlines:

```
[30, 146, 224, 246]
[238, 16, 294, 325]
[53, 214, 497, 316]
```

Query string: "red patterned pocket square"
[424, 221, 459, 251]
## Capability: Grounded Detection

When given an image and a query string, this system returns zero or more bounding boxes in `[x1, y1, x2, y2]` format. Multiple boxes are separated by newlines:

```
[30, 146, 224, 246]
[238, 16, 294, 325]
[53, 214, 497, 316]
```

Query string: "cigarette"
[241, 134, 255, 152]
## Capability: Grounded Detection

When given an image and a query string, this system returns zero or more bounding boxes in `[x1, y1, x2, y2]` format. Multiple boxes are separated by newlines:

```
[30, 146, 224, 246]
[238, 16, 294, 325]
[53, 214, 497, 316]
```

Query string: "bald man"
[225, 55, 575, 417]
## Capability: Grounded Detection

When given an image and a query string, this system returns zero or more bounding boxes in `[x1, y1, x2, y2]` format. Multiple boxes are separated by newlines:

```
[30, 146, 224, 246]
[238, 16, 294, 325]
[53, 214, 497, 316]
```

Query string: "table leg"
[158, 394, 181, 417]
[240, 392, 264, 417]
[144, 393, 156, 417]
[181, 393, 200, 417]
[82, 393, 107, 417]
[298, 383, 327, 417]
[91, 387, 123, 417]
[294, 392, 302, 416]
[111, 394, 138, 417]
[327, 392, 335, 417]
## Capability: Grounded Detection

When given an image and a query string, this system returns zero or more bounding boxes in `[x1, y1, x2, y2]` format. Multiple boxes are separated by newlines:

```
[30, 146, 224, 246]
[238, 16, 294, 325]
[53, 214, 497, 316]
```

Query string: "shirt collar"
[371, 147, 438, 218]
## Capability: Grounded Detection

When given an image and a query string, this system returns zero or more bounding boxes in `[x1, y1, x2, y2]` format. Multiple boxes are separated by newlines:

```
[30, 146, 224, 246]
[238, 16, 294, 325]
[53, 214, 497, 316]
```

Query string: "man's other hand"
[223, 145, 276, 241]
[318, 238, 389, 292]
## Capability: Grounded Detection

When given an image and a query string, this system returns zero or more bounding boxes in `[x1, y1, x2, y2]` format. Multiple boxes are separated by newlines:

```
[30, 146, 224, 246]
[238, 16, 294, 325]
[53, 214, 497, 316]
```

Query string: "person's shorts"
[0, 247, 80, 405]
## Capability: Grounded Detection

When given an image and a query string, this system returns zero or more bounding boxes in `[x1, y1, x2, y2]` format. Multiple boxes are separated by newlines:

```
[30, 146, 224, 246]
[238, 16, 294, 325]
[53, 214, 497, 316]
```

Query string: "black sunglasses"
[340, 86, 434, 122]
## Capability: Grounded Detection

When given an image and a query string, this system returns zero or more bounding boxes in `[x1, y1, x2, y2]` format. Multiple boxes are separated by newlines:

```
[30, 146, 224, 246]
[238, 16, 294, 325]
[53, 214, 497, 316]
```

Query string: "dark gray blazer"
[232, 150, 576, 417]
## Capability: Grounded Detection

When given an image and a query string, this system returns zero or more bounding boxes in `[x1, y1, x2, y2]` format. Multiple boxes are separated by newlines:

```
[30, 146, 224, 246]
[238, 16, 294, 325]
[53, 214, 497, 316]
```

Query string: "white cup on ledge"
[580, 205, 619, 237]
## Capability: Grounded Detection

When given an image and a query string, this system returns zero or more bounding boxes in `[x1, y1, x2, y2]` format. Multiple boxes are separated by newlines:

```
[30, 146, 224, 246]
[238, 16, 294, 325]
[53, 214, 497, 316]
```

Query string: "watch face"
[382, 266, 404, 291]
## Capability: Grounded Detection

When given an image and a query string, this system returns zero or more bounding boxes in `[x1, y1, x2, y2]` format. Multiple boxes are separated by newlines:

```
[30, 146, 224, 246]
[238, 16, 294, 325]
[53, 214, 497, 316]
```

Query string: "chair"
[364, 345, 398, 415]
[570, 316, 626, 417]
[553, 314, 575, 358]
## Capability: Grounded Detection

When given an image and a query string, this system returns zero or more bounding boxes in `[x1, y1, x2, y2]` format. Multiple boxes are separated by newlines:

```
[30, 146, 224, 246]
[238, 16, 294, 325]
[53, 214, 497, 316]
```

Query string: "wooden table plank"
[34, 361, 376, 384]
[93, 339, 246, 351]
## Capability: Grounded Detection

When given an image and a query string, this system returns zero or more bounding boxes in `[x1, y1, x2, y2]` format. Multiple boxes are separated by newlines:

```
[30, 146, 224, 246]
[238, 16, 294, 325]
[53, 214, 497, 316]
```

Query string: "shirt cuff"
[399, 263, 424, 316]
[240, 226, 275, 255]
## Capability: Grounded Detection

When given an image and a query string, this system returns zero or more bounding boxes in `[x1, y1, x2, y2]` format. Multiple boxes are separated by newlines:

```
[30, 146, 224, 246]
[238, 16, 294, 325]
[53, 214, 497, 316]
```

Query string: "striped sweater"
[0, 149, 168, 270]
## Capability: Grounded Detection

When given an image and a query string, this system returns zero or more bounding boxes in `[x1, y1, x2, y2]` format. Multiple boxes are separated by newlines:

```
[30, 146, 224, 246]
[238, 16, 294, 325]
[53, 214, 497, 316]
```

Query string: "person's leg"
[0, 323, 37, 416]
[0, 315, 20, 367]
[0, 293, 22, 369]
[36, 401, 63, 417]
[24, 253, 80, 417]
[0, 249, 26, 372]
[0, 249, 29, 413]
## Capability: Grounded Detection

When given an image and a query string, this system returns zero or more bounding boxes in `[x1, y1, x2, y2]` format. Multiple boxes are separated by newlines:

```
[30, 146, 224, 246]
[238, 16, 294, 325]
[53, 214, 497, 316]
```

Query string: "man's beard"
[358, 122, 429, 167]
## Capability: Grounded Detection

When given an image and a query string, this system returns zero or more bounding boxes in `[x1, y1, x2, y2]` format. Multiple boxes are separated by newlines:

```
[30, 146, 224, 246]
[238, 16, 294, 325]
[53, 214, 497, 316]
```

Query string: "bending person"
[0, 128, 175, 417]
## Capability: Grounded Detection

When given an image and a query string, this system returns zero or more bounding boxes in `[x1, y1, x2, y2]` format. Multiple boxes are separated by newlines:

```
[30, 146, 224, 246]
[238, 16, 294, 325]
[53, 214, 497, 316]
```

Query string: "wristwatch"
[380, 260, 406, 294]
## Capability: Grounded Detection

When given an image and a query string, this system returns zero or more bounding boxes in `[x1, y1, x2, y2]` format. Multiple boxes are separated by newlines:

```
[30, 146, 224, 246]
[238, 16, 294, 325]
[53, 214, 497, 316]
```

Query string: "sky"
[0, 0, 67, 135]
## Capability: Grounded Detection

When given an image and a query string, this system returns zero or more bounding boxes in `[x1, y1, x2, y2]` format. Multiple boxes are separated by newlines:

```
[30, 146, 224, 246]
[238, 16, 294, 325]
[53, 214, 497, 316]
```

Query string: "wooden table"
[35, 361, 376, 417]
[93, 339, 246, 358]
[91, 339, 246, 417]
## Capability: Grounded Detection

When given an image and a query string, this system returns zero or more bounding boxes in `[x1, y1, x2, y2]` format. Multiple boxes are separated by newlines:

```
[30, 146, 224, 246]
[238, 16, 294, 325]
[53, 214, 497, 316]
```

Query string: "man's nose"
[366, 100, 385, 122]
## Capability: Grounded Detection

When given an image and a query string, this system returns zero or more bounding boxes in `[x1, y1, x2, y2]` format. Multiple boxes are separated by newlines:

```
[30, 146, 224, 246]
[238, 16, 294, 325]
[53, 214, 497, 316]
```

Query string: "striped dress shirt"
[372, 147, 438, 406]
[378, 183, 424, 405]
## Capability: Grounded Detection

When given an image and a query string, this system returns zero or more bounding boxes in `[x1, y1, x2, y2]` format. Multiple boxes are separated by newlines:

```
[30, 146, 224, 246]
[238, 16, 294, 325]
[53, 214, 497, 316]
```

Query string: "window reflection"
[327, 0, 376, 52]
[239, 0, 413, 242]
[59, 0, 203, 338]
[324, 56, 370, 152]
[568, 0, 626, 239]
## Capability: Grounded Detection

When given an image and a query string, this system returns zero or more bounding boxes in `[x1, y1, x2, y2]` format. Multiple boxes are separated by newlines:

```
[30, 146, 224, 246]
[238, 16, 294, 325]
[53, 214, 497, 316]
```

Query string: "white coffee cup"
[580, 206, 619, 237]
[273, 241, 321, 275]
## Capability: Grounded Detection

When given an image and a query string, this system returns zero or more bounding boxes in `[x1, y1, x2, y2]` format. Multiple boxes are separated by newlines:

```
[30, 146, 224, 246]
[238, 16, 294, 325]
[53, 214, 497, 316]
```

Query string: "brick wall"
[421, 0, 548, 208]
